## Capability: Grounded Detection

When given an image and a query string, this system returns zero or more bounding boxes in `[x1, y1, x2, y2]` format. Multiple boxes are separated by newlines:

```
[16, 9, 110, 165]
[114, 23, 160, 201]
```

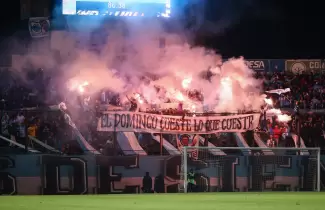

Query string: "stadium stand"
[1, 69, 325, 155]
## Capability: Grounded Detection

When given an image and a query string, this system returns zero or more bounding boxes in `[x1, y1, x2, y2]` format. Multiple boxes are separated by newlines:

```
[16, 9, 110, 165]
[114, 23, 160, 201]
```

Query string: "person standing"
[187, 169, 196, 192]
[142, 172, 152, 193]
[154, 174, 165, 193]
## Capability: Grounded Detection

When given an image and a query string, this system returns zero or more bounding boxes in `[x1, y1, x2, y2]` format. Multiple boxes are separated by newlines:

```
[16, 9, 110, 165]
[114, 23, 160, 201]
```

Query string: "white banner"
[97, 111, 260, 134]
[29, 17, 50, 38]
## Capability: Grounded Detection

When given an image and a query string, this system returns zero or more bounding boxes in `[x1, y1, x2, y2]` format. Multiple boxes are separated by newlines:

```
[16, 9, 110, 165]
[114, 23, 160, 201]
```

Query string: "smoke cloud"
[9, 1, 264, 113]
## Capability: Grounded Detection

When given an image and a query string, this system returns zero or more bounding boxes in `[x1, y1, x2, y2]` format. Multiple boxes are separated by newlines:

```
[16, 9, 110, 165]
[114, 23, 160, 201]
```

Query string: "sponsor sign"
[245, 60, 269, 71]
[269, 59, 285, 72]
[285, 60, 323, 74]
[321, 60, 325, 73]
[97, 111, 260, 134]
[28, 17, 50, 38]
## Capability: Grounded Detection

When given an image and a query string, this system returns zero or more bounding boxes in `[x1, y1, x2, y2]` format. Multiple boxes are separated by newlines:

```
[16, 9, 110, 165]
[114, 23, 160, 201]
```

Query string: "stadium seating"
[1, 69, 325, 155]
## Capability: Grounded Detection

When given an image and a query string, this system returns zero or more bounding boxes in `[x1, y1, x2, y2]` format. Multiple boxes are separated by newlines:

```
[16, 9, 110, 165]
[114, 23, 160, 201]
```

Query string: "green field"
[1, 193, 325, 210]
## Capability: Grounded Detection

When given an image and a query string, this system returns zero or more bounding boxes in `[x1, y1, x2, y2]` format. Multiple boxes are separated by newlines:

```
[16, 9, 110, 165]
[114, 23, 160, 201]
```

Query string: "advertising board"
[285, 59, 324, 74]
[0, 154, 324, 195]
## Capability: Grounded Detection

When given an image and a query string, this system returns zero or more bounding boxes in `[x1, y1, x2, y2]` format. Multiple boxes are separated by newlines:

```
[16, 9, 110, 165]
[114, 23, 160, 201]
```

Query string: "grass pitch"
[1, 193, 325, 210]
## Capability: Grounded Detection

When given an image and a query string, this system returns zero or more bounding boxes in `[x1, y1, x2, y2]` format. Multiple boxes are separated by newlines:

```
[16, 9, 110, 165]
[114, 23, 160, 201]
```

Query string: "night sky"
[0, 0, 324, 59]
[202, 0, 325, 58]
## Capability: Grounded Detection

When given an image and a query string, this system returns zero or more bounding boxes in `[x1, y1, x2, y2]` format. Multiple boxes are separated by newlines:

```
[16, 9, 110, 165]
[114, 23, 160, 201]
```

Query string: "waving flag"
[265, 88, 291, 95]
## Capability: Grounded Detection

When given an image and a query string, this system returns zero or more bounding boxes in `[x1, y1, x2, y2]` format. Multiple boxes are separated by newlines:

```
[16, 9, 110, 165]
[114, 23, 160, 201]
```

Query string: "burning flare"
[68, 80, 90, 94]
[134, 93, 144, 104]
[277, 114, 292, 122]
[219, 77, 233, 106]
[264, 98, 273, 106]
[182, 77, 192, 89]
[65, 57, 264, 113]
[265, 99, 292, 122]
[78, 81, 89, 94]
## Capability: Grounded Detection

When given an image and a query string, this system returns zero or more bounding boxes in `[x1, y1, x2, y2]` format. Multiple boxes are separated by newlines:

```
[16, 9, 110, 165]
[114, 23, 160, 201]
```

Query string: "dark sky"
[0, 0, 324, 59]
[202, 0, 325, 59]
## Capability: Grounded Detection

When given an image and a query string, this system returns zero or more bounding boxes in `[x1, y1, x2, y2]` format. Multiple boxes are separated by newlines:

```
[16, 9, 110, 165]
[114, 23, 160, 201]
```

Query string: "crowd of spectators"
[142, 108, 190, 115]
[1, 67, 325, 154]
[0, 108, 80, 154]
[257, 72, 325, 110]
[255, 112, 325, 151]
[254, 72, 325, 149]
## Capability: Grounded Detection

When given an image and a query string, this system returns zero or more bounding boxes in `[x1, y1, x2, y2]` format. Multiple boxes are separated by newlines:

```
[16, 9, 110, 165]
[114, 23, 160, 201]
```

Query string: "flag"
[265, 88, 291, 95]
[29, 17, 50, 38]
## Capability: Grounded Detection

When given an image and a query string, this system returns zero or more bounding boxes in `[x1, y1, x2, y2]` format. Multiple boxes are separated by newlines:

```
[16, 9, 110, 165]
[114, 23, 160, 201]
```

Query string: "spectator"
[16, 113, 27, 145]
[3, 67, 325, 154]
[27, 123, 37, 138]
[142, 172, 153, 193]
[39, 121, 51, 145]
[187, 168, 196, 192]
[154, 174, 165, 193]
[1, 113, 9, 136]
